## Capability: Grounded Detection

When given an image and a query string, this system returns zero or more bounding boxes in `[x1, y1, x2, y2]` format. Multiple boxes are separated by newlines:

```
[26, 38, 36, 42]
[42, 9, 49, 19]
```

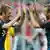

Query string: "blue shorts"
[0, 38, 4, 50]
[0, 35, 6, 50]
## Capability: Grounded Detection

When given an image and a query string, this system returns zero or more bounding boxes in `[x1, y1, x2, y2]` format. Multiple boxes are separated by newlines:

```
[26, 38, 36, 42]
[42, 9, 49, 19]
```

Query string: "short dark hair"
[0, 4, 11, 15]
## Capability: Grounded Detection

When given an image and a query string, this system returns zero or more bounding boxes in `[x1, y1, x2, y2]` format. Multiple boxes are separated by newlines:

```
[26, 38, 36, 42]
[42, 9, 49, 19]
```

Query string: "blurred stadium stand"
[0, 0, 48, 5]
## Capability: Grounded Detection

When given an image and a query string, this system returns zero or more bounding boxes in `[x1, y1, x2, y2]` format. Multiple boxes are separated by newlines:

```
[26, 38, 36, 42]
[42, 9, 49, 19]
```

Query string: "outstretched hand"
[22, 4, 27, 14]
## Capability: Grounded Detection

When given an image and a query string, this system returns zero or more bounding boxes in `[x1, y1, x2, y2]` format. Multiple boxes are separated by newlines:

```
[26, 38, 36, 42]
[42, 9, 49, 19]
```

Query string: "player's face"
[47, 12, 50, 19]
[5, 9, 12, 20]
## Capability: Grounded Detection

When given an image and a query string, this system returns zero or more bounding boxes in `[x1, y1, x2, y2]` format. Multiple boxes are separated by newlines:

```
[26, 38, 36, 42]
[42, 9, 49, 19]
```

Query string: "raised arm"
[29, 8, 40, 28]
[13, 7, 26, 26]
[2, 7, 21, 28]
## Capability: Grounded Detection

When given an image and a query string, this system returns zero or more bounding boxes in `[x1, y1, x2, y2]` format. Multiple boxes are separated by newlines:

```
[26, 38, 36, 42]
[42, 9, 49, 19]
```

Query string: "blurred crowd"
[0, 3, 50, 50]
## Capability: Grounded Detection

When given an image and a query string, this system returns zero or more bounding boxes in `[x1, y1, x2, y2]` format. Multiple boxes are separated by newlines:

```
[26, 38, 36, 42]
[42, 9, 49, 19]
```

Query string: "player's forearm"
[29, 11, 40, 27]
[3, 7, 21, 28]
[13, 20, 21, 26]
[3, 14, 20, 28]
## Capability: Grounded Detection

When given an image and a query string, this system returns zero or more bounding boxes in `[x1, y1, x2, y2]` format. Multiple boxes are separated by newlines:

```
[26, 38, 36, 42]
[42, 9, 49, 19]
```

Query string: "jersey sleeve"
[0, 20, 3, 32]
[0, 20, 4, 37]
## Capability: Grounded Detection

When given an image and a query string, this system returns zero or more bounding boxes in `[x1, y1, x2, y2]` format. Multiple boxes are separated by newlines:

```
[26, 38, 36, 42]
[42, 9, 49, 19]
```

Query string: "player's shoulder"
[0, 19, 5, 26]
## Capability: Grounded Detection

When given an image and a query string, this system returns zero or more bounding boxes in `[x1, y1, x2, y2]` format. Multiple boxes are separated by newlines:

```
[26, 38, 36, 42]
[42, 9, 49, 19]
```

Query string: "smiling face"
[47, 12, 50, 19]
[47, 8, 50, 19]
[0, 5, 12, 20]
[5, 8, 12, 20]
